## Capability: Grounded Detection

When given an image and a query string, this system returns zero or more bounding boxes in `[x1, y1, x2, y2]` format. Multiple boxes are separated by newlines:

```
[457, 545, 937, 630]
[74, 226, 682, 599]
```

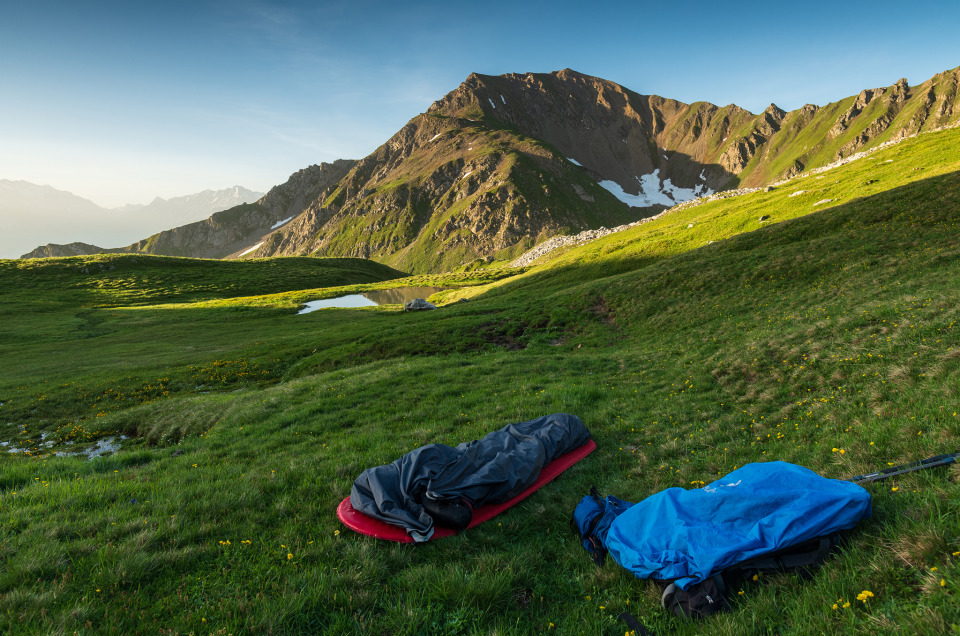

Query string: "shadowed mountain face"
[23, 67, 960, 273]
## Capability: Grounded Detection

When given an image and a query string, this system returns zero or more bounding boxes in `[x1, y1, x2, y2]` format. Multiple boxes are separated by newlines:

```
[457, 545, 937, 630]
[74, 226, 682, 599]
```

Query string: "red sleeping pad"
[337, 438, 596, 542]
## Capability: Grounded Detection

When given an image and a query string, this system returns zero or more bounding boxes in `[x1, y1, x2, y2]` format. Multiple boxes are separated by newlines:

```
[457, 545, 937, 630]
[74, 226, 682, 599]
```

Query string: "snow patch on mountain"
[598, 169, 713, 208]
[270, 216, 294, 230]
[239, 242, 264, 257]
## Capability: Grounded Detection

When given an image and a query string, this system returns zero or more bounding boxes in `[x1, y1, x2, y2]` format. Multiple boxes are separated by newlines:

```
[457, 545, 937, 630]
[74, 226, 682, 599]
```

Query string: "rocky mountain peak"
[765, 103, 786, 118]
[890, 77, 910, 102]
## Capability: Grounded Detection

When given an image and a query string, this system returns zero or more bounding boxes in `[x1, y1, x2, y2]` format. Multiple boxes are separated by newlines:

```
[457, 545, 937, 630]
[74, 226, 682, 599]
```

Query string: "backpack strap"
[617, 611, 656, 635]
[656, 533, 839, 622]
[728, 534, 838, 577]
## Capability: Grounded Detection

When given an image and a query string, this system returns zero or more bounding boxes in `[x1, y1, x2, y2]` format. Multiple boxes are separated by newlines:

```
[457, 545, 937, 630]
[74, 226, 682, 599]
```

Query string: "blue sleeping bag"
[580, 461, 871, 589]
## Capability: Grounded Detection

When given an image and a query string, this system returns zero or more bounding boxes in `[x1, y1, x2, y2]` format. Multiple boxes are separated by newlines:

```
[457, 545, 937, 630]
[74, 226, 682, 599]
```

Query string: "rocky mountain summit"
[22, 66, 960, 272]
[441, 68, 959, 188]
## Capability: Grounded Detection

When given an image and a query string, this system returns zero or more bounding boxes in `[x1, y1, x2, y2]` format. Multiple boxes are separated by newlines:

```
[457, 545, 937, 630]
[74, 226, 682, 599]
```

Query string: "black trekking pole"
[848, 451, 960, 484]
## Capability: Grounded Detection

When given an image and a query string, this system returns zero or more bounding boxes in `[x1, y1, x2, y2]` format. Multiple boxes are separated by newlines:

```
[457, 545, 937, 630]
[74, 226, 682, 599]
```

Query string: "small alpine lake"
[297, 286, 450, 313]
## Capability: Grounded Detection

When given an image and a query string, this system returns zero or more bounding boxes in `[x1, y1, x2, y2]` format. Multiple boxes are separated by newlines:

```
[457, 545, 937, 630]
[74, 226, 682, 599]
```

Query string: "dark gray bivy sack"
[350, 413, 590, 541]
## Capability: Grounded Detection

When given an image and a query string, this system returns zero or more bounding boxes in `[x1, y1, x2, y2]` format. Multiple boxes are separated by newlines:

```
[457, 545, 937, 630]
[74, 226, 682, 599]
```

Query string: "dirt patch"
[476, 321, 527, 350]
[589, 296, 616, 326]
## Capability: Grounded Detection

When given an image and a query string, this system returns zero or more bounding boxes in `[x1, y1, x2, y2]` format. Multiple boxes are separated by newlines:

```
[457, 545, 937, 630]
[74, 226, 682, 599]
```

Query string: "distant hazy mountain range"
[2, 183, 263, 259]
[16, 65, 960, 270]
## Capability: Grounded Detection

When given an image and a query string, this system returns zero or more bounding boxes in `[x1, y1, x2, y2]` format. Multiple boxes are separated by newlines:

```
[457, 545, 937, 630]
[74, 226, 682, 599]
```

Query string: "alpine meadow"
[2, 67, 960, 635]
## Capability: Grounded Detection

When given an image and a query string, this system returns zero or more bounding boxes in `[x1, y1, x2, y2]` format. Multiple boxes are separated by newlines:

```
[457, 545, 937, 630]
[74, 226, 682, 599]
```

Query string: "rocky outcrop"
[830, 88, 882, 138]
[257, 161, 356, 223]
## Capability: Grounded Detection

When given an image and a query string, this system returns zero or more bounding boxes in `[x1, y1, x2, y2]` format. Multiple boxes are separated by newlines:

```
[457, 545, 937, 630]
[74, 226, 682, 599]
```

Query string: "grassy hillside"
[1, 127, 959, 634]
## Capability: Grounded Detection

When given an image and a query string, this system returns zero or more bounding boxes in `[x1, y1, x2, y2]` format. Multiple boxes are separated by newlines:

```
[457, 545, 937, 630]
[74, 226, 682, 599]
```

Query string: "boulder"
[404, 298, 437, 311]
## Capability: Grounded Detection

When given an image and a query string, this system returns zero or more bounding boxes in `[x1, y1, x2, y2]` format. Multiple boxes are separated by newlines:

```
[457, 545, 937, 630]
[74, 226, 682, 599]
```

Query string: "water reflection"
[298, 286, 448, 314]
[363, 287, 448, 305]
[298, 295, 377, 313]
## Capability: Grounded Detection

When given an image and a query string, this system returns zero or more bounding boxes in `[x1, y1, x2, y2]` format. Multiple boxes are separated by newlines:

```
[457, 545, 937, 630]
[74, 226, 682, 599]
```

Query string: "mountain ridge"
[19, 65, 960, 270]
[8, 183, 264, 259]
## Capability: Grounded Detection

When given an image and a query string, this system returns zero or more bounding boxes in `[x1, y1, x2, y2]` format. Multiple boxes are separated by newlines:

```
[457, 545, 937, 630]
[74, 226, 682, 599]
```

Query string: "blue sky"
[2, 0, 959, 207]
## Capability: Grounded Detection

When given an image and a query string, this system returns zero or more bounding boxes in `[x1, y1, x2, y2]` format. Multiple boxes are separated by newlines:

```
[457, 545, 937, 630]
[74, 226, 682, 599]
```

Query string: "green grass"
[1, 127, 960, 634]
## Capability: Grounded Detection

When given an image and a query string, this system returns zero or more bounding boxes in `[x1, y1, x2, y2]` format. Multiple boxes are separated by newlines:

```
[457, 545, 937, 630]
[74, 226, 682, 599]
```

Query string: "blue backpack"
[572, 461, 872, 621]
